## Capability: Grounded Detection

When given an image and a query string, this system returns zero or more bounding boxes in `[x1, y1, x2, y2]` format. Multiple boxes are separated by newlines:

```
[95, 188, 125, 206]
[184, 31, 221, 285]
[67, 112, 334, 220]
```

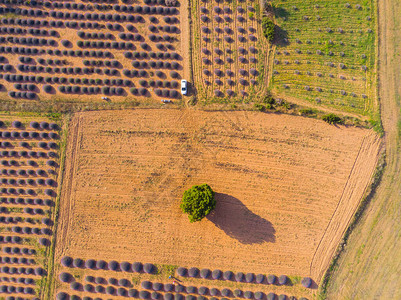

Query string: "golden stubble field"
[55, 109, 380, 291]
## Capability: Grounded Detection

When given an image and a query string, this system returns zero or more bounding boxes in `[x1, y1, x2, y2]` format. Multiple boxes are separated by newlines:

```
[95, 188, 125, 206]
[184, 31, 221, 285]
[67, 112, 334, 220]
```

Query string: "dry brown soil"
[55, 109, 380, 294]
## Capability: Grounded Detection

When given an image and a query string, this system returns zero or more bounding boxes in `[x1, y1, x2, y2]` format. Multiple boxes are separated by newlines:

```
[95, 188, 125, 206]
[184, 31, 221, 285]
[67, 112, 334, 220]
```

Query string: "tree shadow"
[274, 25, 289, 47]
[206, 193, 276, 244]
[274, 6, 290, 19]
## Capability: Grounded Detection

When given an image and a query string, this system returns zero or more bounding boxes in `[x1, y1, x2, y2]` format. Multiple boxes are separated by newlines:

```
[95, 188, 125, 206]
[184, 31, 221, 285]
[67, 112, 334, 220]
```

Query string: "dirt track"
[326, 0, 401, 298]
[55, 109, 379, 290]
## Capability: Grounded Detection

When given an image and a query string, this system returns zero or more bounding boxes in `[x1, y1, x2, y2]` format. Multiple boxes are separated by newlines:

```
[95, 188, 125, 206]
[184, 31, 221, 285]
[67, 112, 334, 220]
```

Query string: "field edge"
[317, 147, 386, 298]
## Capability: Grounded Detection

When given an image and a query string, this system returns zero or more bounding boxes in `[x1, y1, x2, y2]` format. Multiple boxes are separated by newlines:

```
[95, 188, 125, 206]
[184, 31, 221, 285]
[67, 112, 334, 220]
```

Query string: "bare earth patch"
[55, 109, 380, 287]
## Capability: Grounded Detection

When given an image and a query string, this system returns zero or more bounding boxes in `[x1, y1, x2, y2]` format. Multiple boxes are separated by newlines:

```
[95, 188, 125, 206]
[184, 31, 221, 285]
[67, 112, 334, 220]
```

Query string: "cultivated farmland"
[54, 109, 380, 299]
[191, 0, 269, 100]
[0, 0, 188, 103]
[0, 114, 63, 299]
[270, 0, 376, 115]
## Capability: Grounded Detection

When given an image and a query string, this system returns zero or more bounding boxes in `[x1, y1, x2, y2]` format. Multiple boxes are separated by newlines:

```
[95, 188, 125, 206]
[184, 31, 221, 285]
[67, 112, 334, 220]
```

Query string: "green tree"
[322, 113, 343, 124]
[180, 184, 216, 223]
[262, 16, 275, 42]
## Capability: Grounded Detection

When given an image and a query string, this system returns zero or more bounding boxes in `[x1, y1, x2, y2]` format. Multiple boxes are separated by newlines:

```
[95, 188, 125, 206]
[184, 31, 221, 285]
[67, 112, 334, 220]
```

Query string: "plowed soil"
[55, 109, 380, 286]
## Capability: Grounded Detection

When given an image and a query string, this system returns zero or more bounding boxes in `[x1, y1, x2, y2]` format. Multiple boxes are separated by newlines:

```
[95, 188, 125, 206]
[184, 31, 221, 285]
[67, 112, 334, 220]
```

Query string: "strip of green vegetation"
[249, 91, 369, 127]
[41, 114, 70, 300]
[271, 0, 377, 116]
[0, 97, 142, 114]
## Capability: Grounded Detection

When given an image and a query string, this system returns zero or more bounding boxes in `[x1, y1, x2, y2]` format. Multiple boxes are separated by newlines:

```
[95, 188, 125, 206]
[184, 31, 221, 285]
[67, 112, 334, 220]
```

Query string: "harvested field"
[54, 108, 380, 297]
[0, 0, 187, 103]
[270, 0, 376, 115]
[191, 0, 269, 100]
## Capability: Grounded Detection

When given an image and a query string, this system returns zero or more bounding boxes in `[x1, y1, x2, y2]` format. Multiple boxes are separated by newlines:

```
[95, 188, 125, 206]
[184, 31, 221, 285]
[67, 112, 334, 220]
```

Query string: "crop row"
[0, 6, 180, 18]
[0, 119, 60, 299]
[0, 74, 133, 87]
[57, 276, 310, 300]
[0, 0, 176, 7]
[61, 257, 156, 273]
[0, 197, 53, 206]
[0, 16, 180, 28]
[0, 46, 114, 58]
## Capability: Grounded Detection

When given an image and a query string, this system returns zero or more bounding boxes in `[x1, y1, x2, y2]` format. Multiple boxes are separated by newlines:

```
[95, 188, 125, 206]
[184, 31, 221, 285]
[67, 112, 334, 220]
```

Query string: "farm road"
[326, 0, 401, 298]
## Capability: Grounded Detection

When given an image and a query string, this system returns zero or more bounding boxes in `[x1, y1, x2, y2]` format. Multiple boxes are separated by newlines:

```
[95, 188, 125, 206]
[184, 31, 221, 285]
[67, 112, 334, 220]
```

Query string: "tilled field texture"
[0, 0, 189, 103]
[55, 109, 380, 299]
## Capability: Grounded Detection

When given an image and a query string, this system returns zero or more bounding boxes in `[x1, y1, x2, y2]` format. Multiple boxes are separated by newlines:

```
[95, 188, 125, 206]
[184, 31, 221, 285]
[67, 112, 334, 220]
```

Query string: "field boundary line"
[43, 115, 71, 300]
[309, 134, 378, 280]
[186, 0, 196, 105]
[48, 114, 82, 299]
[54, 114, 82, 261]
[319, 0, 391, 296]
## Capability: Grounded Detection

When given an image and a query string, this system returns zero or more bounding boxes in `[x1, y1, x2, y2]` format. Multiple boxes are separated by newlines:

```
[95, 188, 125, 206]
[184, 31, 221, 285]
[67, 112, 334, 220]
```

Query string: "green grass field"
[271, 0, 376, 116]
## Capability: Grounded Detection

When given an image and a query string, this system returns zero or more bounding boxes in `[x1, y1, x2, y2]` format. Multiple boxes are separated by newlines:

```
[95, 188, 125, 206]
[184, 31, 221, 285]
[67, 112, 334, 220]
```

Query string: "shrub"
[267, 274, 276, 284]
[180, 184, 215, 222]
[144, 263, 156, 274]
[95, 285, 105, 293]
[200, 268, 210, 278]
[234, 289, 243, 297]
[301, 277, 312, 288]
[108, 260, 119, 271]
[210, 288, 219, 296]
[262, 17, 275, 42]
[177, 267, 187, 276]
[212, 269, 222, 280]
[59, 272, 73, 283]
[188, 267, 199, 277]
[151, 282, 162, 291]
[107, 286, 116, 295]
[278, 275, 287, 285]
[140, 291, 150, 299]
[61, 256, 73, 268]
[73, 258, 84, 268]
[322, 113, 343, 125]
[85, 259, 96, 269]
[255, 274, 265, 284]
[186, 286, 197, 294]
[57, 293, 69, 300]
[223, 271, 233, 280]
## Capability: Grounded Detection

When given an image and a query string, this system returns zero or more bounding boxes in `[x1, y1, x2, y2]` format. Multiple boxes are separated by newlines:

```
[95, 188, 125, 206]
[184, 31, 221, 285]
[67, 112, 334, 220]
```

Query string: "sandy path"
[180, 0, 191, 82]
[54, 115, 82, 259]
[325, 0, 401, 298]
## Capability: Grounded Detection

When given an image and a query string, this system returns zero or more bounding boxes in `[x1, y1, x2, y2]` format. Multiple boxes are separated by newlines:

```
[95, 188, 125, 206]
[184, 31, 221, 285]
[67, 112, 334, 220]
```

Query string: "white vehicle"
[181, 79, 187, 95]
